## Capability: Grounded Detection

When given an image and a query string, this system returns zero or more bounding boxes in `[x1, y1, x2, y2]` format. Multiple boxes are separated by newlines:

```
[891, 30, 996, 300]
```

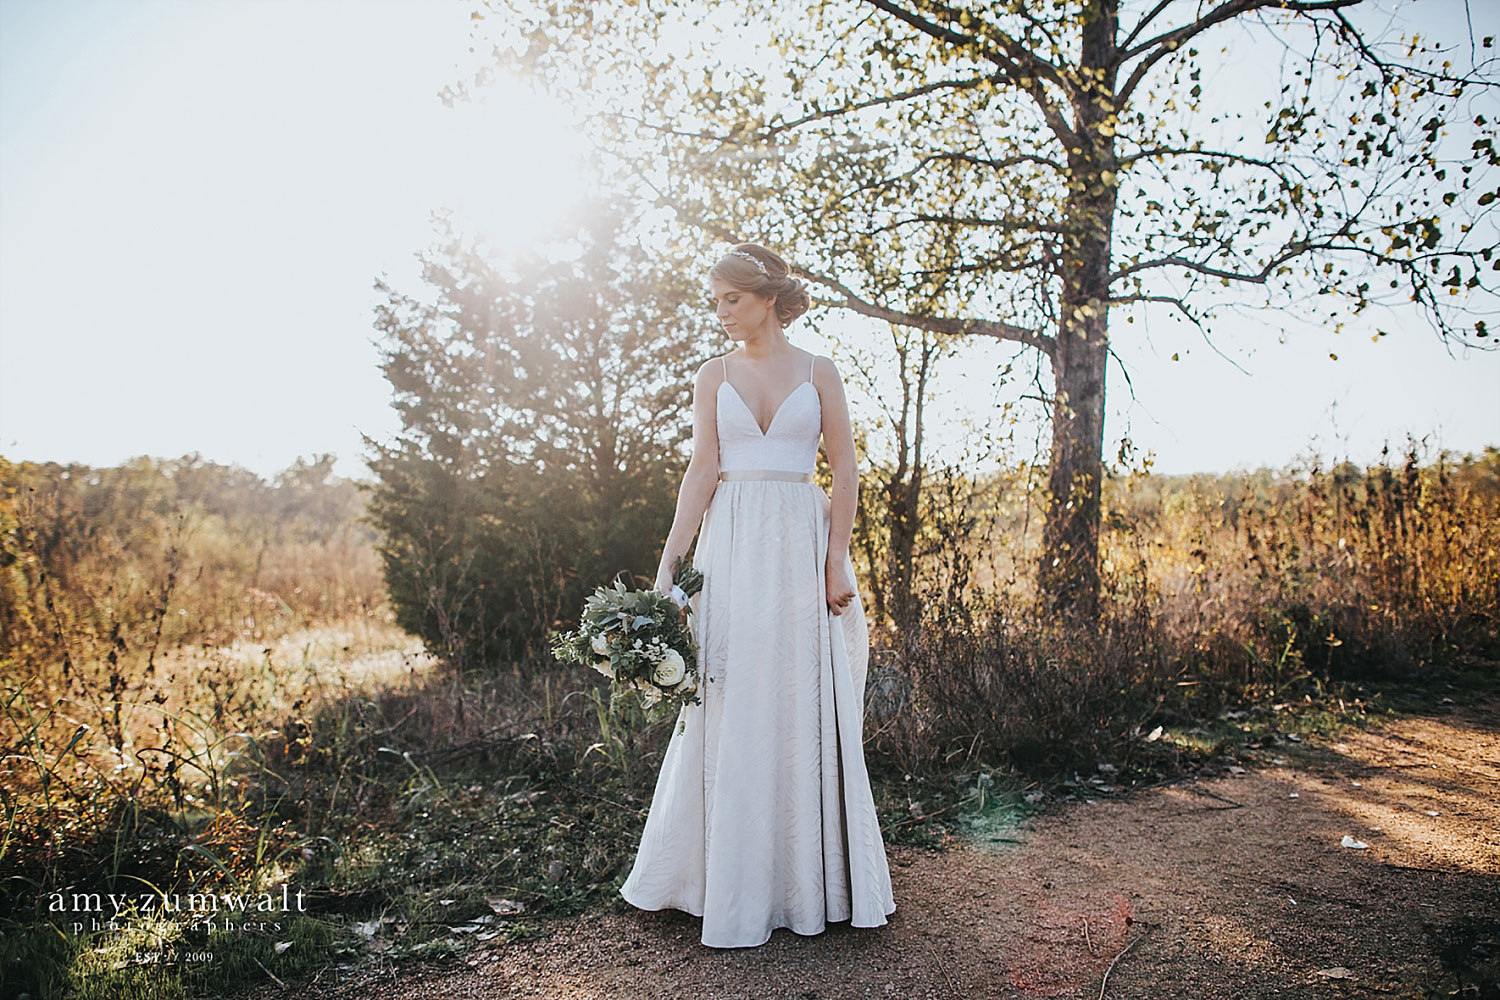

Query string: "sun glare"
[428, 76, 591, 256]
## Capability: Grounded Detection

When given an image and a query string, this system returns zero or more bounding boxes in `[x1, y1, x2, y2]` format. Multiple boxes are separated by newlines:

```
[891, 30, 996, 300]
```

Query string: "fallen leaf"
[1340, 835, 1369, 849]
[1424, 810, 1439, 816]
[1289, 792, 1300, 798]
[486, 896, 526, 916]
[1317, 967, 1357, 980]
[274, 941, 293, 955]
[1145, 725, 1164, 742]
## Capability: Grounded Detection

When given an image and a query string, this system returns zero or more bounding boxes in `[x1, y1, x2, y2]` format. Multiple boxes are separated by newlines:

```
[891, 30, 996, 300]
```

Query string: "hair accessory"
[724, 248, 771, 277]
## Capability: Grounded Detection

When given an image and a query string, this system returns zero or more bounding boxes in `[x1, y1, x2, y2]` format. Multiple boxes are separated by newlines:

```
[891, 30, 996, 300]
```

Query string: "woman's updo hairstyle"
[709, 242, 812, 326]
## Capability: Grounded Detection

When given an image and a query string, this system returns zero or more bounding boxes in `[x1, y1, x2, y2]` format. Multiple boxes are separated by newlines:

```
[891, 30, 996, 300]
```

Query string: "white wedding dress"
[619, 353, 897, 948]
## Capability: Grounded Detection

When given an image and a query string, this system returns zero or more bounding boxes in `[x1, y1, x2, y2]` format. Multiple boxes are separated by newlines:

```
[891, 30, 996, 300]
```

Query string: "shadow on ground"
[222, 693, 1500, 1000]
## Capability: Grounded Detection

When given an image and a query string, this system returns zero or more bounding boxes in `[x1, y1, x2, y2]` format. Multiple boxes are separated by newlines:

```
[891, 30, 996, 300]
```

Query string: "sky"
[0, 0, 1495, 485]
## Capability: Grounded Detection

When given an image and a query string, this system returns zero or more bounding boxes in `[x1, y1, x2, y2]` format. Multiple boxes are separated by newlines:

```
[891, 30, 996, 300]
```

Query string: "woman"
[618, 242, 897, 948]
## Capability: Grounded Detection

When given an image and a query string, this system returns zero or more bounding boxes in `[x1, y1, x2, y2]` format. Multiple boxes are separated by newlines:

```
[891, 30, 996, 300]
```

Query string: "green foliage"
[488, 0, 1497, 339]
[484, 0, 1498, 615]
[361, 201, 719, 674]
[551, 573, 703, 732]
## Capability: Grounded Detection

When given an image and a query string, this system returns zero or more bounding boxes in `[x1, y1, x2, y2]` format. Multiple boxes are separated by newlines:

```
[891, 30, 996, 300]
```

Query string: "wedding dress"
[619, 352, 897, 948]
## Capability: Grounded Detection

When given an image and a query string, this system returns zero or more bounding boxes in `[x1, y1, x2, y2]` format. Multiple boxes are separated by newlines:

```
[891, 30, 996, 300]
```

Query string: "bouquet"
[551, 555, 705, 734]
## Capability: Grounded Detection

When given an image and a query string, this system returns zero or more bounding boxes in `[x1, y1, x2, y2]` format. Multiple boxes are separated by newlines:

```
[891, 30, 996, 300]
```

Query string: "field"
[1, 446, 1496, 999]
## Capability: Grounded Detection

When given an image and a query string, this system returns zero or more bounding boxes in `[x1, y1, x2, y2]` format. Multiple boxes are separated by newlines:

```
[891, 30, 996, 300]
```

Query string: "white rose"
[652, 648, 686, 687]
[639, 683, 662, 708]
[591, 633, 610, 655]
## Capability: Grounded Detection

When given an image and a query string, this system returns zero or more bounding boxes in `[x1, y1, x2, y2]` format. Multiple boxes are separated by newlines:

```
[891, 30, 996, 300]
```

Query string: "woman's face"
[710, 276, 777, 340]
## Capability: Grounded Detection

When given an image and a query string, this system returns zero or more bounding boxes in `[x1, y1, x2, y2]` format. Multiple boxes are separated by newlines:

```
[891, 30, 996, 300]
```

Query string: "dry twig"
[1098, 929, 1147, 1000]
[925, 939, 958, 993]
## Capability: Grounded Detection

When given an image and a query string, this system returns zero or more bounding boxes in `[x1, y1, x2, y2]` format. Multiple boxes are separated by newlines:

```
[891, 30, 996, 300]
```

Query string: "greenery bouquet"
[551, 555, 705, 734]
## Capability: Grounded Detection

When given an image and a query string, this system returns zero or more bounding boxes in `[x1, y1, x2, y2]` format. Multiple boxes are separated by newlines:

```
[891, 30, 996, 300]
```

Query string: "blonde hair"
[709, 243, 812, 326]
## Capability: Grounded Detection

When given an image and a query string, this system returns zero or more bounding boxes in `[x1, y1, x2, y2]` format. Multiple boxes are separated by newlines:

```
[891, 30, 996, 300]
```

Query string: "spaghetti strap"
[808, 354, 815, 380]
[723, 356, 728, 380]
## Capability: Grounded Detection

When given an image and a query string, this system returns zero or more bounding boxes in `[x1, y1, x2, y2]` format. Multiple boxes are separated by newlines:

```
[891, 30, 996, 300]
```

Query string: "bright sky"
[0, 0, 1495, 484]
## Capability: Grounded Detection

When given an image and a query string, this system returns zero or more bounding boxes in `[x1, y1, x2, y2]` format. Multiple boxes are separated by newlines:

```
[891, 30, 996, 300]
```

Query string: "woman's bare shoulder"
[693, 355, 731, 383]
[807, 352, 840, 379]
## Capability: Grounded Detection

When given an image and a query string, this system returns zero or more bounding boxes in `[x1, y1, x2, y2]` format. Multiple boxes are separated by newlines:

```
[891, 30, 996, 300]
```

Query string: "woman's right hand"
[656, 558, 693, 615]
[653, 561, 675, 598]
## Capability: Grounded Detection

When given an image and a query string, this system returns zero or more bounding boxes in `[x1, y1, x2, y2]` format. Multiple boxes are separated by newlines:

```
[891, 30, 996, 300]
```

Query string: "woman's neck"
[736, 325, 789, 360]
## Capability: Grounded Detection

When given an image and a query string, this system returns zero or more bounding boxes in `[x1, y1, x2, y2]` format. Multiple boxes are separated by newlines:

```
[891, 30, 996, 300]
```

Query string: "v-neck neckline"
[720, 379, 816, 438]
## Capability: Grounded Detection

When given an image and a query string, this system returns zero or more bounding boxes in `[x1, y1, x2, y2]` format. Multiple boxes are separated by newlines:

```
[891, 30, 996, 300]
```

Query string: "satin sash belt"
[718, 469, 813, 483]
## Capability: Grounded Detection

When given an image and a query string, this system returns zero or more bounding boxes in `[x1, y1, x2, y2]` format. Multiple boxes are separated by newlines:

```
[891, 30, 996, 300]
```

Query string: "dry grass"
[1, 444, 1495, 998]
[866, 444, 1500, 780]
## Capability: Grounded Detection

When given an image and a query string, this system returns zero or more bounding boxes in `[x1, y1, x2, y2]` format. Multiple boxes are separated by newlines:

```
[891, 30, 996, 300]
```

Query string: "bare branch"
[763, 77, 991, 138]
[1109, 294, 1253, 375]
[1332, 9, 1500, 89]
[858, 0, 1065, 87]
[1117, 0, 1360, 103]
[814, 149, 1067, 218]
[1110, 242, 1316, 284]
[858, 0, 1080, 147]
[897, 249, 1058, 278]
[857, 0, 978, 52]
[1117, 145, 1300, 175]
[872, 213, 1066, 235]
[1119, 0, 1174, 53]
[928, 150, 1068, 173]
[803, 267, 1056, 359]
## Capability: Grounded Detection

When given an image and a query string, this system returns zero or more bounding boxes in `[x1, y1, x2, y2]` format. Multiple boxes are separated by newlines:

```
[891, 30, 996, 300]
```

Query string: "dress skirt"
[619, 478, 897, 948]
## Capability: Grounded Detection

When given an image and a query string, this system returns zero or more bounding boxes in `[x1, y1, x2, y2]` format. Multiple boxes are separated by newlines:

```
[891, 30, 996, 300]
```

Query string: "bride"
[618, 242, 897, 948]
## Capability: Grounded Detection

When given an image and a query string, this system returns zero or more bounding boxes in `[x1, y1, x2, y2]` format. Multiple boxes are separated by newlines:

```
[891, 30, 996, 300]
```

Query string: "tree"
[362, 202, 719, 670]
[482, 0, 1498, 620]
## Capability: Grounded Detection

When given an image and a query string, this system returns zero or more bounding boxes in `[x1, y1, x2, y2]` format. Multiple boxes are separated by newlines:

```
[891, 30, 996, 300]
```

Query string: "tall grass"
[868, 443, 1500, 778]
[1, 443, 1495, 997]
[0, 455, 407, 997]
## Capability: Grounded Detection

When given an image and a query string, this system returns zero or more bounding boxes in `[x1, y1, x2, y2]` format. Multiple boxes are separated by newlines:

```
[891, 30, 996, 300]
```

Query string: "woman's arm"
[817, 355, 859, 615]
[654, 359, 721, 593]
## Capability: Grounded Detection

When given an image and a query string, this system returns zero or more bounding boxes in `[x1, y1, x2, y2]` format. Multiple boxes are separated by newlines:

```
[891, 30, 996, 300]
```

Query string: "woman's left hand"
[826, 557, 856, 616]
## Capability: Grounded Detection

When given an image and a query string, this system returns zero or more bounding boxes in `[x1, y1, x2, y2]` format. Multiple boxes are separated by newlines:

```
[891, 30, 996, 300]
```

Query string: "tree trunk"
[1038, 0, 1117, 623]
[884, 330, 929, 635]
[885, 472, 920, 632]
[1039, 312, 1109, 622]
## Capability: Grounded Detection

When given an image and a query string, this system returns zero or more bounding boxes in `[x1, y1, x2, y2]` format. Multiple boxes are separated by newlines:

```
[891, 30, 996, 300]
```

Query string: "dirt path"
[244, 695, 1500, 1000]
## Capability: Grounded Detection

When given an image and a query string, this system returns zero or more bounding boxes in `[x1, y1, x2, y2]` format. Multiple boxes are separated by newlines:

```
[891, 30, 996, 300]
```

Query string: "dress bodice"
[716, 354, 822, 474]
